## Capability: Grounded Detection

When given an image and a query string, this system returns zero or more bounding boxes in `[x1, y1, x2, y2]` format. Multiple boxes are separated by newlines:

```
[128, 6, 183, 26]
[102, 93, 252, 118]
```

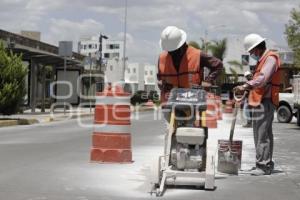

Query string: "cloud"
[44, 18, 104, 48]
[0, 0, 299, 63]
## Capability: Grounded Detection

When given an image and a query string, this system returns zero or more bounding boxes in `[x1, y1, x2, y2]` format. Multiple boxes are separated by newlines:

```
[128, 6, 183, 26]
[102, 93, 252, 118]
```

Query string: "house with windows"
[144, 64, 159, 93]
[78, 36, 124, 70]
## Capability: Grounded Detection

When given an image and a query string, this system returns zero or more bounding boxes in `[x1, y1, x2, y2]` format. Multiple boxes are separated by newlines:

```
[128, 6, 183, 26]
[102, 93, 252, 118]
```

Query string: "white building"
[78, 36, 99, 57]
[144, 64, 159, 93]
[105, 58, 125, 84]
[124, 63, 145, 92]
[223, 36, 254, 75]
[104, 60, 159, 94]
[102, 40, 124, 60]
[78, 36, 124, 70]
[78, 36, 159, 94]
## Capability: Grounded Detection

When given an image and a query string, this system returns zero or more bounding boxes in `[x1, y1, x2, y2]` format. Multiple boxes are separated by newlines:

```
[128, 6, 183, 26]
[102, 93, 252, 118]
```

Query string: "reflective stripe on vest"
[157, 46, 202, 103]
[249, 50, 281, 107]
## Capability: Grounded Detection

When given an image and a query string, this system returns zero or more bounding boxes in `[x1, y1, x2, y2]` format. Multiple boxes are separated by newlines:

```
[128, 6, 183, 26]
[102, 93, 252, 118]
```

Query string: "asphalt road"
[0, 112, 300, 200]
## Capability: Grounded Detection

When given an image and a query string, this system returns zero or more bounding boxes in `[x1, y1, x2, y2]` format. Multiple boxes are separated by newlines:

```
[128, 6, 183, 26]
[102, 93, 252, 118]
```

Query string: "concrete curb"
[0, 118, 39, 127]
[0, 113, 94, 128]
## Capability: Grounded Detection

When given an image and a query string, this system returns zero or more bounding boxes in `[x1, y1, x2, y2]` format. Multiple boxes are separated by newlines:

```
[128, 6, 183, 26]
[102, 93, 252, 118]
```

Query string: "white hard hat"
[159, 26, 187, 52]
[244, 71, 252, 77]
[243, 33, 266, 52]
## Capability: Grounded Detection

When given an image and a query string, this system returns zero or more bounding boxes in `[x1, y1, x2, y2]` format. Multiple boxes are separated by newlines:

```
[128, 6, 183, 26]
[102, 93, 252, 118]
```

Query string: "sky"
[0, 0, 299, 65]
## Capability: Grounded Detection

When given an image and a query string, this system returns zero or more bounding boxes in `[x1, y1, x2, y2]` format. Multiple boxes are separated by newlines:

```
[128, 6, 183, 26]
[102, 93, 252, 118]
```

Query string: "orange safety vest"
[249, 50, 281, 107]
[157, 46, 202, 103]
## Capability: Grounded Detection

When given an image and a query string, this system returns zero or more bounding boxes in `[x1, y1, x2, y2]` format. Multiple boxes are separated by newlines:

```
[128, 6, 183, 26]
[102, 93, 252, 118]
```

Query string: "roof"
[0, 29, 85, 67]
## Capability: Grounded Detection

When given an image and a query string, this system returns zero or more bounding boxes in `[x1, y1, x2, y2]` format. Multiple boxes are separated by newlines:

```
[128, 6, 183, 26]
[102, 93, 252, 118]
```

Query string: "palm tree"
[188, 41, 201, 49]
[188, 39, 211, 52]
[199, 38, 211, 52]
[229, 67, 239, 83]
[227, 60, 243, 71]
[207, 38, 227, 85]
[227, 60, 244, 83]
[207, 38, 227, 61]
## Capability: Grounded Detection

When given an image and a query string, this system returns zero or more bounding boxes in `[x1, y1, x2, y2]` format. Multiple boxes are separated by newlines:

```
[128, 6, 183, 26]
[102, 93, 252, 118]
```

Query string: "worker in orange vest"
[157, 26, 224, 155]
[234, 33, 281, 175]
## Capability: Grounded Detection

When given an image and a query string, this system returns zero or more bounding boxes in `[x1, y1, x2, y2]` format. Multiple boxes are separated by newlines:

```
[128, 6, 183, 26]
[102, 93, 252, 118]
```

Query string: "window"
[150, 70, 153, 75]
[95, 44, 97, 49]
[133, 68, 136, 73]
[112, 53, 119, 58]
[83, 45, 87, 50]
[241, 55, 249, 65]
[88, 44, 92, 49]
[104, 53, 110, 58]
[107, 44, 120, 49]
[114, 44, 120, 49]
[110, 65, 113, 71]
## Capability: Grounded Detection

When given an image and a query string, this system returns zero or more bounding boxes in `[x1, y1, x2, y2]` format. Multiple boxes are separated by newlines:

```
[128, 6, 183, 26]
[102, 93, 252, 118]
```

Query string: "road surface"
[0, 111, 300, 200]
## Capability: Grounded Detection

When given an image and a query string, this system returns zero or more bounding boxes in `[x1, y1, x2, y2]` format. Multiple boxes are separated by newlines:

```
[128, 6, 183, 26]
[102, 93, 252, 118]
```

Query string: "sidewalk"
[0, 107, 94, 127]
[0, 105, 155, 127]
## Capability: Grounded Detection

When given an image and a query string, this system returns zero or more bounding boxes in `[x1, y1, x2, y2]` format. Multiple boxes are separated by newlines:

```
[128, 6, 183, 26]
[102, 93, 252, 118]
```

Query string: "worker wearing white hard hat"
[159, 26, 187, 52]
[244, 33, 266, 53]
[234, 33, 281, 176]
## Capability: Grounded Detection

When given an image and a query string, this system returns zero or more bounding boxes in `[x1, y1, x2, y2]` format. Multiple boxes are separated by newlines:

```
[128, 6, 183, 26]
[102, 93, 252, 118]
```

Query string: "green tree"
[199, 38, 211, 52]
[188, 39, 212, 52]
[188, 41, 201, 49]
[227, 60, 243, 71]
[285, 5, 300, 68]
[229, 68, 239, 83]
[227, 60, 243, 83]
[0, 42, 27, 115]
[208, 38, 227, 61]
[207, 38, 227, 85]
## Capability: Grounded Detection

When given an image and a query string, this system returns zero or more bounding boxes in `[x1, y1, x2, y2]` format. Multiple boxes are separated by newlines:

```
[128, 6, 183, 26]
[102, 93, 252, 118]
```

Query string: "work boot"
[250, 167, 266, 176]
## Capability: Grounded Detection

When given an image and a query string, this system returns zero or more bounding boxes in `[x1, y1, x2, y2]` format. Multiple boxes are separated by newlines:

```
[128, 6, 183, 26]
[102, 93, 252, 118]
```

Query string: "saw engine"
[170, 127, 206, 170]
[166, 88, 208, 172]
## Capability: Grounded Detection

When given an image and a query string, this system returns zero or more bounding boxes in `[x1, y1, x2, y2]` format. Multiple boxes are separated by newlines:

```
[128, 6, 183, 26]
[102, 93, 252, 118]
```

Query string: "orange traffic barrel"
[215, 95, 223, 120]
[223, 100, 233, 113]
[90, 85, 132, 163]
[205, 93, 217, 128]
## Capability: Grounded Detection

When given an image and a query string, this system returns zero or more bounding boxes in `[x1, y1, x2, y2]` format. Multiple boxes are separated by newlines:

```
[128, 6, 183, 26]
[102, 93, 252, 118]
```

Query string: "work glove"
[233, 84, 250, 94]
[158, 80, 173, 92]
[201, 81, 212, 89]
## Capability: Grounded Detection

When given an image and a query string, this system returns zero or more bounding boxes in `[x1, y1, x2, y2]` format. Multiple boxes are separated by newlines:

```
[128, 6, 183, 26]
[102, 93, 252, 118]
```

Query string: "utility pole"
[89, 53, 92, 113]
[63, 56, 67, 115]
[122, 0, 128, 81]
[98, 33, 108, 92]
[204, 29, 208, 53]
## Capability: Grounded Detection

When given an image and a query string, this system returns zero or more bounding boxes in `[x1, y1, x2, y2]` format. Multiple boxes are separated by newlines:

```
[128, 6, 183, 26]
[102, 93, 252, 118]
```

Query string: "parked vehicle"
[293, 75, 300, 126]
[277, 89, 297, 123]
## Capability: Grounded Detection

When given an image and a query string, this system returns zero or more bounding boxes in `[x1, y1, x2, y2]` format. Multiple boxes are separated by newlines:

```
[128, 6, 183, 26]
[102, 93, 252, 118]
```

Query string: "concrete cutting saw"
[150, 88, 215, 196]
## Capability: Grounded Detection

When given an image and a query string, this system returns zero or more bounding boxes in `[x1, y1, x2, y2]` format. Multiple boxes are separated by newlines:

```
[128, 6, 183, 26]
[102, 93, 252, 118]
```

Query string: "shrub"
[148, 90, 160, 103]
[0, 42, 27, 115]
[130, 90, 148, 105]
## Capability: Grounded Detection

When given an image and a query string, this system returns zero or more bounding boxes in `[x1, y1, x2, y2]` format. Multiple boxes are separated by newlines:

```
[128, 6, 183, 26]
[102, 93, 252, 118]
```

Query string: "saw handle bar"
[233, 90, 249, 102]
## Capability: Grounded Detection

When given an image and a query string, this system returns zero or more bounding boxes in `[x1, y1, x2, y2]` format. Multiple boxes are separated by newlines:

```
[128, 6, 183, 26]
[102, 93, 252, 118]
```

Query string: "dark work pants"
[252, 99, 275, 170]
